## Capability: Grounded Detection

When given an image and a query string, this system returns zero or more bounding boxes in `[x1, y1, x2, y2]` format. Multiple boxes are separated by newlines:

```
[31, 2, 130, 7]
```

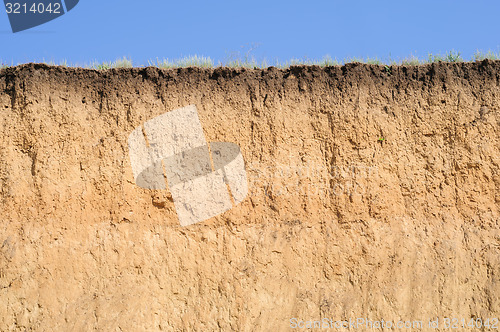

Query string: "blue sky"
[1, 0, 500, 65]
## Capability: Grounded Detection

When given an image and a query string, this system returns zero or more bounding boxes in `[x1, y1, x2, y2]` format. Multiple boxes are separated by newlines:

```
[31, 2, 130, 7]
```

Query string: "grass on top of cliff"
[2, 50, 500, 70]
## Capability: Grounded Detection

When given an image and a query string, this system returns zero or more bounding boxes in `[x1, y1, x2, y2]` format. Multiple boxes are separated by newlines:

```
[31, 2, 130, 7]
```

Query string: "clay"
[0, 62, 498, 331]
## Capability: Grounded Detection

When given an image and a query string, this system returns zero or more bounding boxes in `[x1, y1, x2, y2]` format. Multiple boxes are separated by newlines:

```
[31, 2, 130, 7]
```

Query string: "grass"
[89, 57, 133, 69]
[473, 50, 500, 61]
[427, 50, 463, 63]
[148, 55, 214, 68]
[1, 50, 500, 70]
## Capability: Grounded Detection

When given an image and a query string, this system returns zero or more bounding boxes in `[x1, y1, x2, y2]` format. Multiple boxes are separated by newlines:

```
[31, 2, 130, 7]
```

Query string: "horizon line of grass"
[2, 50, 500, 70]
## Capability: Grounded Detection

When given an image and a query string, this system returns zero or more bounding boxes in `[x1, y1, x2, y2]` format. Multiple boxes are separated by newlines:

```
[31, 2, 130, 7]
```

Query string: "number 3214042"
[5, 3, 62, 14]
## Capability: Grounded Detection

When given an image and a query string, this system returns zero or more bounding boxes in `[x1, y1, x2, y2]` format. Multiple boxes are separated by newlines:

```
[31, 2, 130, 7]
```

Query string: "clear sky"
[1, 0, 500, 65]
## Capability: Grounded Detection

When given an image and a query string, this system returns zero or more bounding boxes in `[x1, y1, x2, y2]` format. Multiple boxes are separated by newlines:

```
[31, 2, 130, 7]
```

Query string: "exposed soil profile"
[0, 61, 498, 331]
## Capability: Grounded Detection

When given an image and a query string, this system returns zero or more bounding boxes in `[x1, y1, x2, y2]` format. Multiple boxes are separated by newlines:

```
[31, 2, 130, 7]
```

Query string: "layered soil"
[0, 61, 499, 331]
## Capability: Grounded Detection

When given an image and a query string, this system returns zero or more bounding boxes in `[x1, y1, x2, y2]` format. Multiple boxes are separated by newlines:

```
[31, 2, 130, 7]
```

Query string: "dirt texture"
[0, 61, 499, 331]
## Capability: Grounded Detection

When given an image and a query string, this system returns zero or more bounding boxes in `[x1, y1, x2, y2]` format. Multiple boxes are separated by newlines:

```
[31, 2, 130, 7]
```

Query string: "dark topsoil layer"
[1, 60, 500, 96]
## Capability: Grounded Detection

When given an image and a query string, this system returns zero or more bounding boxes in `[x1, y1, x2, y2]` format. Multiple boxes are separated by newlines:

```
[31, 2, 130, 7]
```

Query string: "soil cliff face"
[0, 62, 498, 331]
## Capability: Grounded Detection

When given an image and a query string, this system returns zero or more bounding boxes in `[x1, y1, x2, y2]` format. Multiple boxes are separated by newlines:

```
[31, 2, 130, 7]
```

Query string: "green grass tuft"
[428, 50, 463, 63]
[473, 49, 500, 61]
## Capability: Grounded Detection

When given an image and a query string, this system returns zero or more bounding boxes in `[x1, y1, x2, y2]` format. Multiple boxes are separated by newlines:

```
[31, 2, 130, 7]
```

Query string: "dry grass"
[1, 50, 500, 70]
